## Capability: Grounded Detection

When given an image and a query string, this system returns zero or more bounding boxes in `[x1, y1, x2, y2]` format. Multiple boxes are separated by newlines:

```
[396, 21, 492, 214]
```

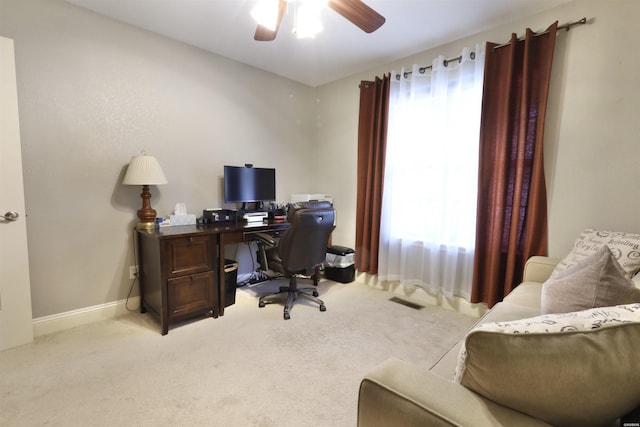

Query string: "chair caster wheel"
[259, 301, 265, 308]
[312, 291, 319, 297]
[319, 305, 326, 312]
[284, 311, 290, 320]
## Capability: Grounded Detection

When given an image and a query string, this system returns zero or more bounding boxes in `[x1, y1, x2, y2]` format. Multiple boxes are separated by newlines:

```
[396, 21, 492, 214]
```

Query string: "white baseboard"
[355, 272, 488, 319]
[32, 296, 141, 337]
[31, 274, 486, 337]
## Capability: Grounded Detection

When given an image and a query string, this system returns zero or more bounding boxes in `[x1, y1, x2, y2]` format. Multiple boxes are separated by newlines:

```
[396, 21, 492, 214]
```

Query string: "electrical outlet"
[129, 265, 139, 280]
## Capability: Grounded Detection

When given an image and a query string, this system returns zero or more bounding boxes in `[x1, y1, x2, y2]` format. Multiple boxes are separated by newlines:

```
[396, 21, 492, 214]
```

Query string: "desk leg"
[218, 237, 226, 316]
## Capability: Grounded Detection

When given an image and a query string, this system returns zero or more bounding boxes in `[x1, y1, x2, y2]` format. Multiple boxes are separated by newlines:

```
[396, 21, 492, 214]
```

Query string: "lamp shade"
[122, 155, 168, 185]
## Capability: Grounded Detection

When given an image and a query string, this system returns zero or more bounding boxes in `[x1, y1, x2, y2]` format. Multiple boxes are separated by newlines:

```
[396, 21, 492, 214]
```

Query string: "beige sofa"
[358, 254, 640, 426]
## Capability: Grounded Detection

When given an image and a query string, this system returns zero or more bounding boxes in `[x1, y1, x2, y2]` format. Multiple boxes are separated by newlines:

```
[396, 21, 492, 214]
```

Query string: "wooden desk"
[136, 220, 289, 334]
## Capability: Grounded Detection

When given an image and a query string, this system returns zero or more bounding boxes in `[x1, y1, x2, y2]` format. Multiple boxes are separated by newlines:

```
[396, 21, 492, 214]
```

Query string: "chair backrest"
[278, 201, 335, 275]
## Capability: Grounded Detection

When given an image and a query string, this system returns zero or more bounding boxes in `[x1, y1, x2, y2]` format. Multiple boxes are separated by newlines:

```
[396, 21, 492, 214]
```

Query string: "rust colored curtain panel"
[472, 22, 558, 307]
[355, 75, 390, 274]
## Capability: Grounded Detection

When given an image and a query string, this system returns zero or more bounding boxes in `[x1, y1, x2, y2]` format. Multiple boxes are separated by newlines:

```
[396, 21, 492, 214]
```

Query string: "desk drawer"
[165, 235, 215, 278]
[168, 271, 216, 318]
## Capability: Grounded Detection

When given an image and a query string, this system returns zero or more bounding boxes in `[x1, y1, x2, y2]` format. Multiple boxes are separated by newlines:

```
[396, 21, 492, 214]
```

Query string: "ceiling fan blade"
[254, 25, 278, 42]
[327, 0, 385, 33]
[254, 0, 287, 41]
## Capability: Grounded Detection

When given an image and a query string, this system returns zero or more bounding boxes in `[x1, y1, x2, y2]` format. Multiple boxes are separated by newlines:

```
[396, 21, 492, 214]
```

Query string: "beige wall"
[1, 0, 316, 317]
[317, 0, 640, 258]
[2, 0, 638, 319]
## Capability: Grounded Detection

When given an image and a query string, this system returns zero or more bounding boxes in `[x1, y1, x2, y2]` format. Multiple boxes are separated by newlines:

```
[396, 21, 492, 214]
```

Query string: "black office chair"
[253, 201, 335, 319]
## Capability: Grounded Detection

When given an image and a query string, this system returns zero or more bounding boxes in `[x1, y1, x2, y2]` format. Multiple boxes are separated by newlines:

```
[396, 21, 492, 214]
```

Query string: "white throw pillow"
[455, 303, 640, 427]
[541, 245, 640, 314]
[550, 229, 640, 280]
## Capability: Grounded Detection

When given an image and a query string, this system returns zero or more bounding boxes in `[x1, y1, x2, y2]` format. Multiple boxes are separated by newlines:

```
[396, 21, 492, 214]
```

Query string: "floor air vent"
[389, 297, 424, 310]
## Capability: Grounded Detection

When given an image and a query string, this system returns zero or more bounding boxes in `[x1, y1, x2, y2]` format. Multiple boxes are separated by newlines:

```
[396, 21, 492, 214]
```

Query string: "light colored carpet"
[0, 279, 476, 427]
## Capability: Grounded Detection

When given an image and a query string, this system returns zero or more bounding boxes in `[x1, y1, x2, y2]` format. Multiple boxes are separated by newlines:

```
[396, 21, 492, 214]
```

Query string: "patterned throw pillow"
[541, 245, 640, 314]
[454, 303, 640, 427]
[550, 229, 640, 280]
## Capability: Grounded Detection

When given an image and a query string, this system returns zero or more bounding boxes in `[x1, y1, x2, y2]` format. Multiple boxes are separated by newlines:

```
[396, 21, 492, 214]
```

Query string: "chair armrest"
[358, 358, 550, 427]
[522, 256, 561, 283]
[250, 232, 276, 247]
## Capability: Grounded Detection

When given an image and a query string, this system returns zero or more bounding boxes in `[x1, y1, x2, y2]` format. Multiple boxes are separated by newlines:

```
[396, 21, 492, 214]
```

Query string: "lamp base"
[136, 221, 156, 230]
[136, 184, 158, 229]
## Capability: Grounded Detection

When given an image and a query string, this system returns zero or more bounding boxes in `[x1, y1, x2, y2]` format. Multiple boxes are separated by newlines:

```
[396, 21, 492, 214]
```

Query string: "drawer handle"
[188, 237, 194, 244]
[191, 275, 196, 281]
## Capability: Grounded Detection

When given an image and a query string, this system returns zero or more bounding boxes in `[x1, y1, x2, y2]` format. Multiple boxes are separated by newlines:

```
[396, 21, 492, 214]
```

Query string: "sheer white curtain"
[378, 45, 485, 300]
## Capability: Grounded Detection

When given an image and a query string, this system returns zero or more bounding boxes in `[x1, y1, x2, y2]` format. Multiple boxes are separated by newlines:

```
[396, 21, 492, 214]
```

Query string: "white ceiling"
[64, 0, 572, 87]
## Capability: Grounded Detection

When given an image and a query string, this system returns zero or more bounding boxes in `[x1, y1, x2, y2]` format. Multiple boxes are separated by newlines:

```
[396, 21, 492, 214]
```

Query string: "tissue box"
[169, 214, 197, 226]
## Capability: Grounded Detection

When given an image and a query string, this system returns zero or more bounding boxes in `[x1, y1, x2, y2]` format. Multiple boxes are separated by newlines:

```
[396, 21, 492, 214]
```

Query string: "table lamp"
[122, 152, 168, 229]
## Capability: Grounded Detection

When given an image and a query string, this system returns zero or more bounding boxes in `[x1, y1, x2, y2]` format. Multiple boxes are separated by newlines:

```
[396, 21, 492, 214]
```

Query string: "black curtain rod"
[492, 17, 587, 50]
[396, 17, 587, 80]
[397, 51, 475, 79]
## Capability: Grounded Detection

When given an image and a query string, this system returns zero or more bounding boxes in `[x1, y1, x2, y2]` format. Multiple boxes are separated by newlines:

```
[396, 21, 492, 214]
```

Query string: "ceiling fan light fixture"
[252, 0, 384, 42]
[293, 0, 327, 39]
[251, 0, 281, 31]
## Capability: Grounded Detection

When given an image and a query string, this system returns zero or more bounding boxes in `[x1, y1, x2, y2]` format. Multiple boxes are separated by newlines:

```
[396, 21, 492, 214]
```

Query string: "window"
[378, 45, 485, 299]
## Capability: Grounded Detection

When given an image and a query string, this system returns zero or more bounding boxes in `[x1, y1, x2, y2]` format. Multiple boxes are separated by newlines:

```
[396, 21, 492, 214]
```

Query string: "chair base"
[258, 275, 326, 320]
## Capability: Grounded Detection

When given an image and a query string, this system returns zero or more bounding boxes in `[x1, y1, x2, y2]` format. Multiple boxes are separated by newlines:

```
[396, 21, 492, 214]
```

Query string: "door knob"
[2, 211, 19, 221]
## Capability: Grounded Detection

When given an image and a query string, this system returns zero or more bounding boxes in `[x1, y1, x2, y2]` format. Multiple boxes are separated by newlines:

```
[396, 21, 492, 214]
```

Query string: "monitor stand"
[241, 201, 265, 212]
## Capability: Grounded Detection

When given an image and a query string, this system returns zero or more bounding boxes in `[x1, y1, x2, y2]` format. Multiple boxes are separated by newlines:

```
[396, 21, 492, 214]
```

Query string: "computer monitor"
[224, 165, 276, 210]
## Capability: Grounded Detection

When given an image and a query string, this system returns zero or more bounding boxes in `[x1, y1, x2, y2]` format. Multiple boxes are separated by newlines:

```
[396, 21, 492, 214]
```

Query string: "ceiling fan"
[252, 0, 386, 41]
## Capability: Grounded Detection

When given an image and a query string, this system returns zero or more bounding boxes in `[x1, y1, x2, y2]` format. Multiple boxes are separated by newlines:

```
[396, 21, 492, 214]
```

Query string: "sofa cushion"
[502, 282, 543, 309]
[551, 229, 640, 280]
[428, 301, 540, 379]
[541, 245, 640, 314]
[454, 303, 640, 427]
[360, 358, 555, 427]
